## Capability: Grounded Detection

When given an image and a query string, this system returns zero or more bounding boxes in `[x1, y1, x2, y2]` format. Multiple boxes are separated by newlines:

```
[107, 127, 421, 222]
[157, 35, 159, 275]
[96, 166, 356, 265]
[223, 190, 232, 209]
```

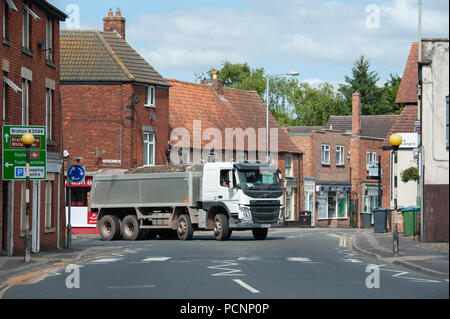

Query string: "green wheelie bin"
[401, 206, 419, 236]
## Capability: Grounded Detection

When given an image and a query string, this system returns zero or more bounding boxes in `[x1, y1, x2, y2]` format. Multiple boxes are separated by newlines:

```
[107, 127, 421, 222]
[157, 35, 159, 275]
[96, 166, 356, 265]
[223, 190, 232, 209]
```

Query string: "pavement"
[0, 238, 124, 283]
[351, 229, 449, 280]
[0, 229, 448, 284]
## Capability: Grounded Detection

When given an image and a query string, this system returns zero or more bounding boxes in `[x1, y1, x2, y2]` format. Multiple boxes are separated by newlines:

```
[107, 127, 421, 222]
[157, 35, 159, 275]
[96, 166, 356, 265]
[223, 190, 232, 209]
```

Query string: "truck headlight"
[239, 206, 253, 223]
[278, 207, 285, 223]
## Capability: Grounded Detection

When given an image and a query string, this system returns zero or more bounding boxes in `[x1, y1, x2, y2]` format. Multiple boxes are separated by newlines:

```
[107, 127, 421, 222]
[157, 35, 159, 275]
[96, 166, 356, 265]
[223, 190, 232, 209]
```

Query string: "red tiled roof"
[381, 105, 418, 148]
[396, 43, 420, 104]
[167, 79, 302, 154]
[326, 115, 398, 139]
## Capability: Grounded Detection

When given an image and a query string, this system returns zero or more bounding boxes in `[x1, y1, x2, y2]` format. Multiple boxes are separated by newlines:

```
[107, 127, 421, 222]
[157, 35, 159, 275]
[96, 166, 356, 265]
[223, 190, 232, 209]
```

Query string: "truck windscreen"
[238, 169, 281, 190]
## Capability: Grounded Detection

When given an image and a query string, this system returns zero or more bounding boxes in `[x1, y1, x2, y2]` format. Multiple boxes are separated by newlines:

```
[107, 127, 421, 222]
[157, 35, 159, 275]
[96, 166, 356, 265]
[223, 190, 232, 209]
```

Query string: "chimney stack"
[103, 8, 126, 40]
[202, 70, 224, 96]
[352, 92, 361, 136]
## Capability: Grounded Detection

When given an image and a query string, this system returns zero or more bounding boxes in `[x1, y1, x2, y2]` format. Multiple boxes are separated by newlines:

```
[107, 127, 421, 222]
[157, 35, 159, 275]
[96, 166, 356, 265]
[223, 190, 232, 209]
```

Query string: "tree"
[338, 55, 383, 115]
[379, 73, 403, 114]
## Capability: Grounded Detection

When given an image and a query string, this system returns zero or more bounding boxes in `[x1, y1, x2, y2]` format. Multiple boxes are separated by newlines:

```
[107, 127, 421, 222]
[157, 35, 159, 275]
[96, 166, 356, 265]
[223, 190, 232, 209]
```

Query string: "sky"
[50, 0, 449, 88]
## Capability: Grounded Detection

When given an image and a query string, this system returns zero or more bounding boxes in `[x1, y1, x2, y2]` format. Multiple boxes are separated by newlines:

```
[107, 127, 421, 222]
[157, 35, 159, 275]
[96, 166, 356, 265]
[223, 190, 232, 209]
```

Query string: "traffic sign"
[68, 164, 85, 183]
[2, 126, 46, 180]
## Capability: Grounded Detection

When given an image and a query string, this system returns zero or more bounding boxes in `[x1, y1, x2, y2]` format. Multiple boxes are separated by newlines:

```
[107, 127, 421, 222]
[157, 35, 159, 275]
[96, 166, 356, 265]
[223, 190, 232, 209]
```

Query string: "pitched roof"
[60, 30, 169, 87]
[167, 79, 302, 154]
[396, 42, 419, 104]
[326, 115, 398, 139]
[381, 105, 418, 148]
[283, 126, 325, 135]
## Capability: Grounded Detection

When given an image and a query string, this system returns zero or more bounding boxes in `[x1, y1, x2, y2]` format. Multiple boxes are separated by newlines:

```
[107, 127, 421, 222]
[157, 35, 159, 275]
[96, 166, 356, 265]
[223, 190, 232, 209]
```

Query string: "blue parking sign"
[15, 167, 25, 178]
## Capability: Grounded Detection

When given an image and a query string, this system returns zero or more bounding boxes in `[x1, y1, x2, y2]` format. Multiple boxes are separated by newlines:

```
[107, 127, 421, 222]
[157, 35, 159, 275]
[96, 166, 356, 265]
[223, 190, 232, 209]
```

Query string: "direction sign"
[2, 126, 46, 180]
[68, 164, 85, 183]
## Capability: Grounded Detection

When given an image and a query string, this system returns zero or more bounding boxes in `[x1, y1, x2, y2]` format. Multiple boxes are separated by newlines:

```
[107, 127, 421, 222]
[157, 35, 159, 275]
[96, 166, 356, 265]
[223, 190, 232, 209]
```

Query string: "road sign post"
[67, 163, 85, 249]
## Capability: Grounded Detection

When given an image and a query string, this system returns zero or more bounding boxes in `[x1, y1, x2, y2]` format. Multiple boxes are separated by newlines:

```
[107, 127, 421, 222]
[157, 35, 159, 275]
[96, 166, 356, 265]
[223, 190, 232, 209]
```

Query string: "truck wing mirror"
[228, 170, 234, 189]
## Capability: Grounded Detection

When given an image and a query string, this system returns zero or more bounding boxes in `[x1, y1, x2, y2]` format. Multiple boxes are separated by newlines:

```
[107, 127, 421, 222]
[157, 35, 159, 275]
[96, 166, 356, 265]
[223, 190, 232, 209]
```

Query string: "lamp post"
[389, 133, 402, 255]
[21, 133, 34, 263]
[265, 71, 299, 162]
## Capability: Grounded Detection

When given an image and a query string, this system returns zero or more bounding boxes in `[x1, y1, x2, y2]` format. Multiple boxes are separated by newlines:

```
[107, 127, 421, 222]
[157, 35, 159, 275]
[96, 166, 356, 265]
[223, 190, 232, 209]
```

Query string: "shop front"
[316, 183, 351, 227]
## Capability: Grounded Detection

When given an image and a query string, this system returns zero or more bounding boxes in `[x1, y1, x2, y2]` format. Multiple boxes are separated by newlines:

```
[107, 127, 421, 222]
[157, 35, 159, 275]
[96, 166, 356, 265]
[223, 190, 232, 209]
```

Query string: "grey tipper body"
[90, 162, 284, 241]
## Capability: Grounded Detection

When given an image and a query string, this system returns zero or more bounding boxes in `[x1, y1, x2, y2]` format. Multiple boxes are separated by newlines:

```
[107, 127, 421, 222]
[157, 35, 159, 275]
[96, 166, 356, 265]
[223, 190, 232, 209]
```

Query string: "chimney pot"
[104, 8, 126, 40]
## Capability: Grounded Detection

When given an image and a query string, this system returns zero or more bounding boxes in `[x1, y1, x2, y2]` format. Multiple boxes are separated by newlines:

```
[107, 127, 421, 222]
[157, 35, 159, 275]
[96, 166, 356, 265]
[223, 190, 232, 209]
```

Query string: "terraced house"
[1, 0, 67, 255]
[60, 9, 170, 233]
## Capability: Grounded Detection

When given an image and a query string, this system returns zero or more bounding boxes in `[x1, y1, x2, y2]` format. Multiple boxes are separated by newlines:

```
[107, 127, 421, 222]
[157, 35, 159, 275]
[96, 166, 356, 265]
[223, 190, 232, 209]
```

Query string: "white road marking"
[344, 258, 363, 263]
[90, 258, 122, 263]
[375, 265, 442, 283]
[208, 261, 245, 276]
[287, 257, 311, 262]
[233, 279, 260, 294]
[238, 257, 262, 261]
[142, 257, 171, 262]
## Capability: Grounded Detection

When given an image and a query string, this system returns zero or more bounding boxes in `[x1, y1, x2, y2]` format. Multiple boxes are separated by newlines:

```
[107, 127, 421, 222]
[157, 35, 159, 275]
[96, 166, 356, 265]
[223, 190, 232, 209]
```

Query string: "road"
[1, 228, 448, 299]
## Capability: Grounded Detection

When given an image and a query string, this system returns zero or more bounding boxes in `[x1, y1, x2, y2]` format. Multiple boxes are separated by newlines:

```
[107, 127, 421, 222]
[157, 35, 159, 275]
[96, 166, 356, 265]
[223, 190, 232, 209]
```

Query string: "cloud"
[124, 0, 448, 82]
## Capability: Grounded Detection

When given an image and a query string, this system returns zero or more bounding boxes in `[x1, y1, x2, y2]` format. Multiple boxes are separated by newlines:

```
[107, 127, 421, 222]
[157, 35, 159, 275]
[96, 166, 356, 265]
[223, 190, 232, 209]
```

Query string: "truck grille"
[250, 206, 279, 224]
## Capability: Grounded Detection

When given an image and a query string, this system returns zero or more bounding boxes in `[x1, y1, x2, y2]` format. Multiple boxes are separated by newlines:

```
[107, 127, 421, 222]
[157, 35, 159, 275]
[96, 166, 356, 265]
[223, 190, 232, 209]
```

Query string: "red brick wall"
[1, 0, 65, 254]
[61, 83, 170, 172]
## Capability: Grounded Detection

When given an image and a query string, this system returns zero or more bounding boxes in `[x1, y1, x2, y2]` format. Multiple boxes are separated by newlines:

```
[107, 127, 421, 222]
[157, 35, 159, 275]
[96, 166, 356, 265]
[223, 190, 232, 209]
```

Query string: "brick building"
[60, 9, 170, 233]
[167, 76, 303, 222]
[286, 93, 397, 228]
[1, 0, 67, 255]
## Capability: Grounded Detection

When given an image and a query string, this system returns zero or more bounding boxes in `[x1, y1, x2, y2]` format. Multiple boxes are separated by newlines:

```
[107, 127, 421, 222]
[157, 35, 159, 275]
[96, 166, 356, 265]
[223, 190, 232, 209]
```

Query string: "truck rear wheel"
[214, 214, 230, 241]
[98, 215, 121, 241]
[121, 215, 143, 241]
[177, 214, 194, 240]
[252, 228, 268, 240]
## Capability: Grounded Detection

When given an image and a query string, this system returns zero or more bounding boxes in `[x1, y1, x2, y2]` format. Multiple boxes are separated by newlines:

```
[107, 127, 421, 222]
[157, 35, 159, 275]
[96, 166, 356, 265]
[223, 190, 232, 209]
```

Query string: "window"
[46, 18, 53, 62]
[44, 175, 54, 229]
[22, 4, 30, 49]
[336, 145, 345, 166]
[366, 151, 377, 170]
[219, 170, 231, 188]
[321, 144, 330, 165]
[145, 85, 155, 107]
[143, 132, 155, 166]
[22, 79, 29, 125]
[46, 88, 53, 141]
[3, 0, 18, 41]
[285, 155, 293, 177]
[318, 191, 348, 219]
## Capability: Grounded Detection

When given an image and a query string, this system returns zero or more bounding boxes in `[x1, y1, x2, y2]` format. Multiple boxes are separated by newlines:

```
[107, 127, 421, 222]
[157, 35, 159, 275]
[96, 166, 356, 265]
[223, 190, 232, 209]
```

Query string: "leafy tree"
[338, 55, 383, 115]
[379, 73, 403, 114]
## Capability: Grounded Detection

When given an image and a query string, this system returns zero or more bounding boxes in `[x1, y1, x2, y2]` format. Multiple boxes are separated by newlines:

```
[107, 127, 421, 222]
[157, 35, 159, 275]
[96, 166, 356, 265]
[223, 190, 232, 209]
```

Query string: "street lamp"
[265, 71, 299, 162]
[22, 133, 34, 263]
[389, 133, 402, 255]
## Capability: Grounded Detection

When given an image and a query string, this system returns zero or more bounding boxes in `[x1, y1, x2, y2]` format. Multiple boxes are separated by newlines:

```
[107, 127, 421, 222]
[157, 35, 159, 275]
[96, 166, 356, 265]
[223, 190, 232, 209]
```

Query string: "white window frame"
[2, 76, 5, 121]
[22, 78, 29, 125]
[46, 17, 53, 62]
[285, 154, 293, 177]
[143, 132, 155, 166]
[2, 2, 7, 40]
[366, 151, 377, 171]
[145, 85, 155, 107]
[321, 144, 330, 165]
[44, 174, 54, 229]
[317, 191, 348, 220]
[46, 88, 52, 141]
[22, 5, 30, 49]
[336, 145, 345, 166]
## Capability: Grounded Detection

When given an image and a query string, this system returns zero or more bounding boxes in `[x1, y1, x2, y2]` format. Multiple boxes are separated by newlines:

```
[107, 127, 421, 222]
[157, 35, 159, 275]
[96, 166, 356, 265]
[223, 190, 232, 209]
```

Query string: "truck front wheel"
[252, 228, 268, 240]
[121, 215, 143, 241]
[177, 214, 194, 240]
[98, 215, 121, 241]
[214, 214, 230, 241]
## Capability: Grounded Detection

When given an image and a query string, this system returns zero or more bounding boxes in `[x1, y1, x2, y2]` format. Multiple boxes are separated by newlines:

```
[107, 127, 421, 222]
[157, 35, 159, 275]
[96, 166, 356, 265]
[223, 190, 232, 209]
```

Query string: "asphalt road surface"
[2, 228, 448, 299]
